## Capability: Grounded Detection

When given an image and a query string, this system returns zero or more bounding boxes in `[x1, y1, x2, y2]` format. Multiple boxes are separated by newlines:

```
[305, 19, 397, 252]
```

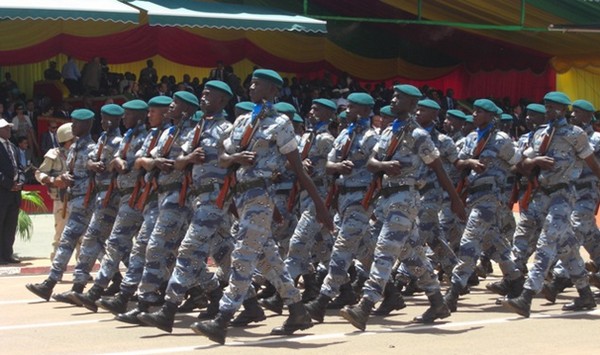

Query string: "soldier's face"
[122, 110, 140, 129]
[72, 119, 91, 137]
[148, 107, 167, 128]
[416, 106, 437, 127]
[201, 88, 228, 116]
[380, 114, 394, 128]
[472, 108, 493, 128]
[249, 78, 276, 103]
[101, 114, 120, 132]
[570, 107, 592, 126]
[544, 101, 566, 121]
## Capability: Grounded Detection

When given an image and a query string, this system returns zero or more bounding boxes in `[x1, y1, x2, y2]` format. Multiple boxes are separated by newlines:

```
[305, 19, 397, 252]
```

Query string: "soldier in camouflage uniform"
[444, 99, 525, 312]
[191, 69, 333, 345]
[504, 92, 600, 317]
[96, 96, 172, 316]
[136, 81, 235, 333]
[26, 109, 97, 301]
[69, 100, 149, 311]
[115, 91, 197, 324]
[340, 87, 466, 331]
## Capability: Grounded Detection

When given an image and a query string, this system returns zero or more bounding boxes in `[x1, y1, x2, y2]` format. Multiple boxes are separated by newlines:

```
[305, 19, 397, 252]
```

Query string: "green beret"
[71, 108, 95, 121]
[235, 101, 254, 113]
[465, 115, 474, 123]
[174, 91, 199, 108]
[122, 99, 148, 111]
[447, 109, 466, 121]
[348, 92, 375, 107]
[313, 98, 337, 111]
[543, 91, 571, 106]
[252, 69, 283, 87]
[473, 99, 500, 113]
[148, 96, 173, 107]
[292, 113, 304, 124]
[379, 105, 394, 117]
[205, 80, 233, 98]
[192, 110, 204, 122]
[496, 108, 504, 115]
[394, 84, 423, 98]
[418, 99, 441, 110]
[526, 103, 546, 115]
[338, 111, 347, 120]
[101, 104, 125, 116]
[274, 102, 297, 114]
[572, 99, 595, 112]
[500, 113, 513, 121]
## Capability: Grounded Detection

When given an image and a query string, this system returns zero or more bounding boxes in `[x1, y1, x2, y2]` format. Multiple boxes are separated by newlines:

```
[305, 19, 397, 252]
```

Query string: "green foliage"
[17, 190, 47, 241]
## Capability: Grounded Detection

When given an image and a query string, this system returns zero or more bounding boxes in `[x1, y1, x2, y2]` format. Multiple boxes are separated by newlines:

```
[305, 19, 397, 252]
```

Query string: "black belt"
[338, 186, 367, 195]
[380, 184, 412, 198]
[276, 189, 292, 195]
[119, 187, 134, 196]
[235, 179, 267, 194]
[190, 183, 218, 196]
[96, 184, 110, 192]
[419, 182, 436, 194]
[574, 181, 594, 191]
[157, 182, 182, 193]
[540, 183, 569, 195]
[467, 184, 493, 195]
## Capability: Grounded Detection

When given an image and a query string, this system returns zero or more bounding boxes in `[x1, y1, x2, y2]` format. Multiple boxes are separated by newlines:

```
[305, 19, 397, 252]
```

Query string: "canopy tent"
[0, 0, 139, 23]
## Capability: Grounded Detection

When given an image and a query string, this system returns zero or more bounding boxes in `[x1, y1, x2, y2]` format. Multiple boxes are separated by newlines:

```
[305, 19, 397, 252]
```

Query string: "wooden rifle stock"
[325, 131, 354, 210]
[287, 132, 315, 213]
[103, 132, 133, 208]
[455, 130, 492, 203]
[179, 120, 204, 207]
[62, 146, 77, 219]
[519, 126, 555, 211]
[129, 130, 160, 208]
[84, 134, 107, 208]
[507, 174, 521, 208]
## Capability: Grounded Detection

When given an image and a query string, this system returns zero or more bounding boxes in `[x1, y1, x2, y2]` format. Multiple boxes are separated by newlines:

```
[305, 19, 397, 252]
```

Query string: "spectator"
[41, 121, 60, 155]
[208, 60, 226, 81]
[25, 99, 39, 133]
[16, 136, 35, 184]
[139, 59, 158, 89]
[62, 56, 82, 96]
[81, 57, 102, 95]
[1, 73, 19, 99]
[44, 61, 62, 81]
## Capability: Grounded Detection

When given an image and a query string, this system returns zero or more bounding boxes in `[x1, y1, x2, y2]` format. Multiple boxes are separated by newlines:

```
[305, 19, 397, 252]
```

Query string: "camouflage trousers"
[451, 193, 521, 289]
[120, 199, 160, 296]
[525, 188, 588, 292]
[49, 195, 94, 282]
[137, 191, 190, 303]
[439, 194, 465, 251]
[511, 198, 543, 272]
[219, 186, 301, 314]
[363, 189, 441, 301]
[93, 193, 144, 289]
[271, 191, 298, 257]
[165, 192, 233, 305]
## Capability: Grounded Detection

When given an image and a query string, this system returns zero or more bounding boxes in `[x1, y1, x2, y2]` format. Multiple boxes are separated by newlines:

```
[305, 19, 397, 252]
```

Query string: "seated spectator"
[16, 136, 36, 184]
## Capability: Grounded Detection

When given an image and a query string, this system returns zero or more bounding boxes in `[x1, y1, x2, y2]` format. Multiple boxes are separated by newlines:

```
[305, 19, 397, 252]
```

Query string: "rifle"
[84, 133, 107, 209]
[519, 126, 555, 211]
[61, 144, 77, 219]
[361, 122, 408, 209]
[129, 129, 160, 208]
[135, 126, 179, 210]
[324, 129, 355, 210]
[178, 119, 205, 207]
[103, 129, 133, 208]
[455, 129, 493, 203]
[286, 131, 315, 213]
[215, 102, 269, 209]
[507, 173, 521, 208]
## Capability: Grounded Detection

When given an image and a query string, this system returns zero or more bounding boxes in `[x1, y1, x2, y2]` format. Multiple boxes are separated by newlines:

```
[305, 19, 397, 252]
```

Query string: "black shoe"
[26, 279, 56, 301]
[137, 302, 178, 333]
[443, 283, 462, 312]
[305, 294, 331, 323]
[372, 281, 406, 316]
[5, 256, 21, 264]
[486, 278, 509, 296]
[70, 285, 103, 312]
[101, 272, 123, 296]
[116, 302, 150, 325]
[190, 312, 233, 345]
[413, 291, 451, 324]
[197, 288, 223, 320]
[178, 286, 207, 313]
[52, 284, 84, 305]
[502, 289, 534, 318]
[588, 272, 600, 290]
[562, 286, 596, 311]
[271, 302, 313, 335]
[467, 272, 479, 287]
[230, 297, 266, 327]
[259, 293, 283, 315]
[340, 298, 374, 331]
[96, 292, 130, 315]
[401, 279, 424, 296]
[327, 282, 356, 309]
[301, 273, 320, 303]
[256, 281, 276, 299]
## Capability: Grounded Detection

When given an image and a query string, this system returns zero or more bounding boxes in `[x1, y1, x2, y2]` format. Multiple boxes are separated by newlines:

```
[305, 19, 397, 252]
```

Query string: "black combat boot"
[102, 271, 123, 296]
[301, 273, 320, 303]
[96, 291, 131, 315]
[305, 294, 331, 323]
[270, 301, 314, 335]
[339, 298, 375, 331]
[467, 272, 479, 287]
[197, 287, 223, 320]
[413, 291, 451, 324]
[502, 288, 535, 318]
[256, 281, 276, 299]
[229, 297, 266, 326]
[26, 278, 57, 301]
[486, 277, 510, 296]
[562, 286, 597, 311]
[190, 311, 234, 345]
[541, 275, 572, 304]
[506, 275, 525, 299]
[350, 273, 368, 298]
[327, 282, 357, 309]
[70, 284, 103, 312]
[443, 282, 462, 312]
[588, 272, 600, 289]
[115, 301, 150, 325]
[260, 293, 284, 315]
[372, 281, 406, 316]
[401, 278, 424, 296]
[137, 301, 178, 333]
[52, 283, 85, 305]
[178, 286, 207, 313]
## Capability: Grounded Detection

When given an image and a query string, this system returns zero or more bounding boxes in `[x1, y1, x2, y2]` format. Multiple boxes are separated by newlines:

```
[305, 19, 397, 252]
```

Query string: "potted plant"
[18, 190, 47, 241]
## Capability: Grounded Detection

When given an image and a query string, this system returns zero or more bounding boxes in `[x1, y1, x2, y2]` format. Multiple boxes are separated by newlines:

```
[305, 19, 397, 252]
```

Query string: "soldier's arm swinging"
[428, 158, 467, 222]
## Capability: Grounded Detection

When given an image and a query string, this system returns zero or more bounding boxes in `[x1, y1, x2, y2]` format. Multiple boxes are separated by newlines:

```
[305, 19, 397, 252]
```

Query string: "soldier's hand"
[53, 175, 68, 189]
[236, 151, 256, 166]
[88, 161, 105, 173]
[471, 159, 486, 174]
[190, 147, 206, 164]
[62, 173, 74, 187]
[155, 158, 174, 172]
[112, 158, 127, 173]
[383, 161, 402, 176]
[302, 159, 314, 174]
[11, 182, 23, 191]
[338, 160, 354, 175]
[535, 156, 554, 170]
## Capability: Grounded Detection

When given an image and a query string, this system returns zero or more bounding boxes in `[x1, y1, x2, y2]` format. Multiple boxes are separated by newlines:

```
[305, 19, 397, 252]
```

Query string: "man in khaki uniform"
[35, 123, 76, 261]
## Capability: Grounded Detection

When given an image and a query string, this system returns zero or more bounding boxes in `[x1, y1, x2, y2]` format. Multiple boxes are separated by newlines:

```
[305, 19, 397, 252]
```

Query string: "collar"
[476, 123, 494, 142]
[313, 121, 328, 132]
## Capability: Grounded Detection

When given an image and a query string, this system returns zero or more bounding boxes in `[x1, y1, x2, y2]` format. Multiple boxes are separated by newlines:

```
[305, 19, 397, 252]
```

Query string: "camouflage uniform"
[164, 113, 234, 305]
[319, 117, 378, 299]
[524, 118, 593, 293]
[439, 131, 466, 251]
[92, 124, 148, 289]
[451, 125, 522, 289]
[218, 104, 302, 313]
[284, 121, 335, 280]
[48, 135, 96, 282]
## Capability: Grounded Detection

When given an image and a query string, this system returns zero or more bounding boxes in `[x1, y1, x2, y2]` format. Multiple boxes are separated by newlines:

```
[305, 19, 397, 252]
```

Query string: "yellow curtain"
[556, 67, 600, 109]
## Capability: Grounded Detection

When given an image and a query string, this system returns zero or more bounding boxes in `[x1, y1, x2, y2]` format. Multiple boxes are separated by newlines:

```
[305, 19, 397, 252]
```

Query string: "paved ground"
[2, 214, 600, 354]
